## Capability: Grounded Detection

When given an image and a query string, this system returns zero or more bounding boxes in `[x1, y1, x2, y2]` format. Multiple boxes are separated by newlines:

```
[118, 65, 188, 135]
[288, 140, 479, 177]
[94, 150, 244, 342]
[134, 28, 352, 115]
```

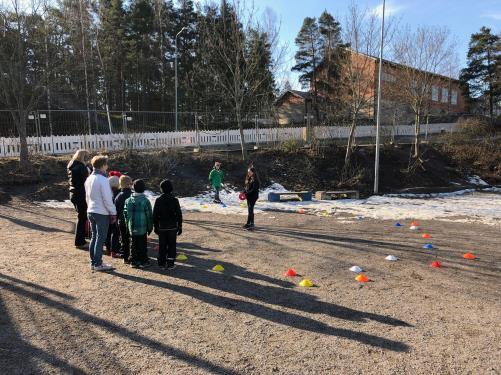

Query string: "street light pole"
[374, 0, 385, 195]
[175, 26, 187, 132]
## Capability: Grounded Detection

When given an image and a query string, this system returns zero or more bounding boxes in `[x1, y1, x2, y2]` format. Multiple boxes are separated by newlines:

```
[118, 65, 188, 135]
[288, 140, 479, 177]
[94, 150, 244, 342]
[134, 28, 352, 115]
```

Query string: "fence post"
[195, 112, 200, 148]
[255, 114, 259, 149]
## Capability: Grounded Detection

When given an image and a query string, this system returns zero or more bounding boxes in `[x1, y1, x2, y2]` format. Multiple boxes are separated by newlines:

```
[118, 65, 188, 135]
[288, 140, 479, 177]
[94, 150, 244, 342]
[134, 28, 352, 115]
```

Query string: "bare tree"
[198, 0, 284, 160]
[391, 26, 456, 158]
[342, 3, 397, 166]
[0, 0, 51, 167]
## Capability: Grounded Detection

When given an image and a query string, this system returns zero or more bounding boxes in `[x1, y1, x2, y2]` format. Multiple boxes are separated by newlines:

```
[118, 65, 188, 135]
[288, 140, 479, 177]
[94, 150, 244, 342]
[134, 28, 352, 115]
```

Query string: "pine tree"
[292, 17, 322, 120]
[460, 26, 500, 121]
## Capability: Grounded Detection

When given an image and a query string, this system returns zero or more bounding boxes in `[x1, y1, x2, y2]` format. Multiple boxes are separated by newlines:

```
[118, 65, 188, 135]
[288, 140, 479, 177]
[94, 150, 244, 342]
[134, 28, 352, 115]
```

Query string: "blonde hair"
[108, 176, 120, 189]
[69, 149, 88, 165]
[119, 175, 132, 189]
[91, 155, 108, 170]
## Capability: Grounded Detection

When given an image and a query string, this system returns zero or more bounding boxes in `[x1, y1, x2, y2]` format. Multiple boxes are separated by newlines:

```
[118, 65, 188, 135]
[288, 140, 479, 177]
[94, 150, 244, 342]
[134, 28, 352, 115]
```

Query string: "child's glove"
[177, 227, 182, 236]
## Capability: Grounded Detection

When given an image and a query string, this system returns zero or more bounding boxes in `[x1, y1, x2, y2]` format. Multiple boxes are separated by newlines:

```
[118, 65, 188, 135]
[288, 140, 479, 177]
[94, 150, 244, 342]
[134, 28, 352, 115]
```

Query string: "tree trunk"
[14, 111, 30, 169]
[413, 112, 420, 158]
[236, 106, 247, 161]
[344, 117, 357, 165]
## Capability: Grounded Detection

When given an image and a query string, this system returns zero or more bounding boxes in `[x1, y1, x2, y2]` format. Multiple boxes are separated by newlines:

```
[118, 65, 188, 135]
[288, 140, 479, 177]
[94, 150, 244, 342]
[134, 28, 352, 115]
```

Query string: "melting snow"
[39, 182, 501, 227]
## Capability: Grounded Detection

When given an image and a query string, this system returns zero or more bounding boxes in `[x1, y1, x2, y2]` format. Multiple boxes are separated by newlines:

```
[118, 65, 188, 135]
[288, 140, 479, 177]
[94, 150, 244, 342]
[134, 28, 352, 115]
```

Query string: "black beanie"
[133, 179, 146, 193]
[160, 179, 173, 194]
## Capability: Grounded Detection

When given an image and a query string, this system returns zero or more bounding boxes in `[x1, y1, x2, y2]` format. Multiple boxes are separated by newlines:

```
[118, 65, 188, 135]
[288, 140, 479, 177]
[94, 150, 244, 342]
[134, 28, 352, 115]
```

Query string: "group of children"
[70, 150, 259, 272]
[105, 175, 183, 269]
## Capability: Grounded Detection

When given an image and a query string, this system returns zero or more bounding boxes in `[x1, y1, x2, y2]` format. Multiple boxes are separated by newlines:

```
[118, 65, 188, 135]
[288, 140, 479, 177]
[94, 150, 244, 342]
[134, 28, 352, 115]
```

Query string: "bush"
[280, 139, 303, 153]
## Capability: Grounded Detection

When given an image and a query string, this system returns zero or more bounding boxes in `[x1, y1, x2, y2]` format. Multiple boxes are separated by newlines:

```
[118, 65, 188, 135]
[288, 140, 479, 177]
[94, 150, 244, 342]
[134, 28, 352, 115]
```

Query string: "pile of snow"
[467, 175, 490, 186]
[39, 182, 501, 226]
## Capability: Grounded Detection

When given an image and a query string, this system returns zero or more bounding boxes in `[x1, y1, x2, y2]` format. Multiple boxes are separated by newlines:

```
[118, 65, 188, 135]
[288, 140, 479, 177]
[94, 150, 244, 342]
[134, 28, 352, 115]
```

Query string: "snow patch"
[467, 175, 490, 186]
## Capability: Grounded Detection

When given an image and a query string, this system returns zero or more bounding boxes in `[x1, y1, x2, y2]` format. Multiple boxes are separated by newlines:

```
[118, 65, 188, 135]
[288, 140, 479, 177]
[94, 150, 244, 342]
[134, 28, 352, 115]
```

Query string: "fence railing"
[0, 123, 457, 157]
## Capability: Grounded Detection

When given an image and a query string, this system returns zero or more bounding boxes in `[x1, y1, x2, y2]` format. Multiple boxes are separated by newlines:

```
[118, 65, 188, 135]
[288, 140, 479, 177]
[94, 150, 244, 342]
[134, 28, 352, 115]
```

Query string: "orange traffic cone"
[431, 261, 441, 268]
[422, 233, 431, 239]
[284, 268, 297, 277]
[463, 253, 476, 260]
[355, 274, 369, 282]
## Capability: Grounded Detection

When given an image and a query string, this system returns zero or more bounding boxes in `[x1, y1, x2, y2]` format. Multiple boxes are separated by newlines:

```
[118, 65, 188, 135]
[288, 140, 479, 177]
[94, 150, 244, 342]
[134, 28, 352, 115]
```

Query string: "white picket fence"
[0, 123, 457, 157]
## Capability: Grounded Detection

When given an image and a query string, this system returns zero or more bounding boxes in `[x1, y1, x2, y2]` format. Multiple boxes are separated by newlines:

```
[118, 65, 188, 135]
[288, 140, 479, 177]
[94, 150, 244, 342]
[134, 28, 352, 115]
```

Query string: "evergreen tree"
[460, 26, 500, 120]
[292, 17, 322, 120]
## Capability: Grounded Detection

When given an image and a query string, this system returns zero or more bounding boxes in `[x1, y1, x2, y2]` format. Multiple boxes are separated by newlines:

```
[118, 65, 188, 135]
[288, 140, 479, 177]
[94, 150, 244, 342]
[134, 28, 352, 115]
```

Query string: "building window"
[432, 86, 439, 102]
[382, 72, 396, 82]
[451, 90, 458, 105]
[441, 87, 449, 103]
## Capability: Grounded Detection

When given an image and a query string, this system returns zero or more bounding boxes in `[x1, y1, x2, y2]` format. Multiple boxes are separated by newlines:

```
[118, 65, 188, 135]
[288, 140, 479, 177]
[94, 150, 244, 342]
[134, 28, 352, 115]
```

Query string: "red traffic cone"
[431, 261, 441, 268]
[422, 233, 431, 239]
[284, 268, 297, 277]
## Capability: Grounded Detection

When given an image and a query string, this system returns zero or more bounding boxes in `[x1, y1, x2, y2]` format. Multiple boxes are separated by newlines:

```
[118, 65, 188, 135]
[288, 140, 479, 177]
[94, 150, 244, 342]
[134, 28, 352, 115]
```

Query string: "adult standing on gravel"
[85, 155, 117, 271]
[67, 149, 90, 249]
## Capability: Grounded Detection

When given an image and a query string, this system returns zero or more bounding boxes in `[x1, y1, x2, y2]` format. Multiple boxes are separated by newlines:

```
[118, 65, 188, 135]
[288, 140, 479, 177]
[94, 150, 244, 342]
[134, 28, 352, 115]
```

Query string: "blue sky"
[229, 0, 501, 89]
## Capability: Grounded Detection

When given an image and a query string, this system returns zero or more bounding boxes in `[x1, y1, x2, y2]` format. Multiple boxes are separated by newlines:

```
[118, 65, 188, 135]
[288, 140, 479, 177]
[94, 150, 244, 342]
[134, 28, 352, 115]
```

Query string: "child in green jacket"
[208, 161, 224, 204]
[124, 179, 153, 268]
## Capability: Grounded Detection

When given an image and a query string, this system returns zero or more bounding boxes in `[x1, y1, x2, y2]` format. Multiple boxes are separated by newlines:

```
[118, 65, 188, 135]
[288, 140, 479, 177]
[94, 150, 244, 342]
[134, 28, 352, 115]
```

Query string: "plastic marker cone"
[299, 279, 313, 287]
[240, 203, 246, 208]
[212, 264, 224, 272]
[394, 222, 402, 227]
[431, 261, 442, 268]
[284, 268, 297, 277]
[201, 204, 208, 209]
[176, 254, 188, 261]
[355, 274, 369, 282]
[463, 252, 476, 260]
[422, 233, 431, 239]
[410, 225, 420, 231]
[410, 221, 420, 227]
[349, 265, 363, 273]
[423, 243, 434, 249]
[298, 209, 305, 214]
[385, 255, 398, 261]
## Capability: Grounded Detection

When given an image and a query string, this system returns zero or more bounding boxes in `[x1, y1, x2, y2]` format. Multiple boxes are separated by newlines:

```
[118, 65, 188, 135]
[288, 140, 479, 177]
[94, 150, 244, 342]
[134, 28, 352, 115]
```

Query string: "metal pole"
[374, 0, 385, 195]
[175, 27, 187, 132]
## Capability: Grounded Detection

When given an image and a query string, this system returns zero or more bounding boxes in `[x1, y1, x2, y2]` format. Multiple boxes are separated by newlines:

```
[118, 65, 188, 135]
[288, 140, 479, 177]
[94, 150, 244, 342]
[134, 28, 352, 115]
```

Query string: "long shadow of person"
[108, 270, 410, 353]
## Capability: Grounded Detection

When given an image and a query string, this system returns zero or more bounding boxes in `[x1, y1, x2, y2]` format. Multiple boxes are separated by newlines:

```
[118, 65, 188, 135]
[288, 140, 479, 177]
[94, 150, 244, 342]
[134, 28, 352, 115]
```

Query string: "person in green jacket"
[208, 161, 224, 203]
[124, 179, 153, 268]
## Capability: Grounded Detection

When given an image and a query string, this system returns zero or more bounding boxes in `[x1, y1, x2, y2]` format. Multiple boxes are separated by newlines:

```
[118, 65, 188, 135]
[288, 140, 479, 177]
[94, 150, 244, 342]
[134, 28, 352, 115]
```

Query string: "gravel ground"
[0, 199, 500, 375]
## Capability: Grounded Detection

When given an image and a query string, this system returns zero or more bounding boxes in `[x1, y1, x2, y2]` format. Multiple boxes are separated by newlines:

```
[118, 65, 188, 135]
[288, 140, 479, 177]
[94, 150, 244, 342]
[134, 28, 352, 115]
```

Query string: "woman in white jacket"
[85, 155, 117, 271]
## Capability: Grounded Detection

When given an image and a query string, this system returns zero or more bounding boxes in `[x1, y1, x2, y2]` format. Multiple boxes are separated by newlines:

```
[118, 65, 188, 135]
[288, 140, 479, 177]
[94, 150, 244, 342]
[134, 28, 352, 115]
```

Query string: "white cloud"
[372, 2, 405, 18]
[480, 12, 501, 21]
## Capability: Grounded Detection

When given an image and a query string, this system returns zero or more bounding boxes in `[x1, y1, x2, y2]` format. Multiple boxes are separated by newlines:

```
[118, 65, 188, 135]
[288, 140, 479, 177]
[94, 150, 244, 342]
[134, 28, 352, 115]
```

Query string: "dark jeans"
[88, 213, 109, 267]
[214, 186, 221, 201]
[105, 223, 120, 253]
[71, 194, 87, 246]
[131, 234, 148, 264]
[119, 223, 130, 261]
[246, 198, 257, 225]
[158, 230, 177, 266]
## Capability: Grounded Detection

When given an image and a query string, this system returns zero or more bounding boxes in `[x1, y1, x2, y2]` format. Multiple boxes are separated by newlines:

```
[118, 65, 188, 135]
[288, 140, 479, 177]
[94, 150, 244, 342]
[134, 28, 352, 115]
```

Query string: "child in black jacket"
[153, 179, 183, 269]
[244, 167, 260, 229]
[115, 175, 133, 263]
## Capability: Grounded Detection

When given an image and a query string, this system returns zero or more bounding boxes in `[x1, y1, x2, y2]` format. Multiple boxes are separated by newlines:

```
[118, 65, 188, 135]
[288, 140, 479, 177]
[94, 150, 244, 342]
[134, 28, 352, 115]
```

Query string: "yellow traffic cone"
[299, 279, 313, 287]
[212, 264, 224, 272]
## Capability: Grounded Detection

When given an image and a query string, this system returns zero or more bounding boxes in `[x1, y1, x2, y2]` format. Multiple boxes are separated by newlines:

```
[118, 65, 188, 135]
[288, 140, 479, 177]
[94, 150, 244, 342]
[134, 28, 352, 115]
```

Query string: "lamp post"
[175, 26, 187, 132]
[374, 0, 385, 194]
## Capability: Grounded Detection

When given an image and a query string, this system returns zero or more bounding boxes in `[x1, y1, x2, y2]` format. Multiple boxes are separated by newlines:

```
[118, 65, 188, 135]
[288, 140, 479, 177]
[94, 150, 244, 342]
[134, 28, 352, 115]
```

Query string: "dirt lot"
[0, 199, 500, 374]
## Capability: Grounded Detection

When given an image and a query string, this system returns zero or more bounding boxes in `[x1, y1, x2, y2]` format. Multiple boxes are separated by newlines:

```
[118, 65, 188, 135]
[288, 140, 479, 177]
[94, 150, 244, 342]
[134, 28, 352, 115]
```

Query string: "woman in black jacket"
[243, 167, 260, 229]
[153, 179, 183, 269]
[67, 149, 90, 248]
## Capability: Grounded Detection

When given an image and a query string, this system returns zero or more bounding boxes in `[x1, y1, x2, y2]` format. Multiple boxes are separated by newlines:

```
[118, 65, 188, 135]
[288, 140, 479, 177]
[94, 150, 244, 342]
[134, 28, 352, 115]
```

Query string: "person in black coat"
[67, 149, 90, 248]
[114, 175, 133, 263]
[243, 167, 260, 229]
[153, 179, 183, 269]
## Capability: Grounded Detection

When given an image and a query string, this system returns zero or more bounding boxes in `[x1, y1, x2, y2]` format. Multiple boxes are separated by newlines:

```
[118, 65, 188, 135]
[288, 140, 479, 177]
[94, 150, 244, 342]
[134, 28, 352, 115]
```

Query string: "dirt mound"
[0, 142, 496, 201]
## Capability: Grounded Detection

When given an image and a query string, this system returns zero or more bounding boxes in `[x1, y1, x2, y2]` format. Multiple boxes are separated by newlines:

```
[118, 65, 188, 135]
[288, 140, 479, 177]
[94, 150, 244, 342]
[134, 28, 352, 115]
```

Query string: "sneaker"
[243, 223, 250, 229]
[90, 265, 95, 271]
[213, 199, 221, 204]
[166, 264, 177, 270]
[111, 252, 122, 258]
[94, 263, 114, 272]
[130, 262, 140, 268]
[123, 258, 131, 265]
[76, 243, 89, 250]
[140, 261, 151, 269]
